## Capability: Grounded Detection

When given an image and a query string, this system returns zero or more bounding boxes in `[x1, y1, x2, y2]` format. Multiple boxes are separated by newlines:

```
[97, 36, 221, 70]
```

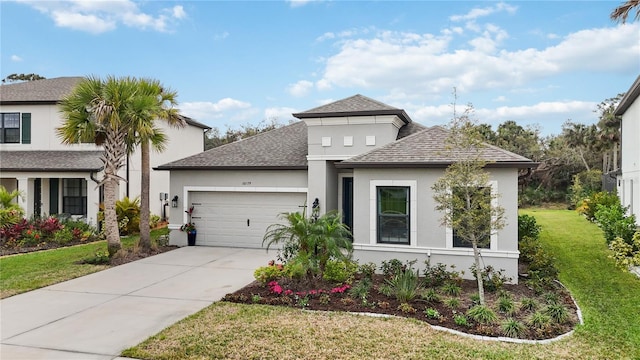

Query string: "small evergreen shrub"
[577, 191, 620, 222]
[544, 304, 569, 324]
[420, 288, 441, 303]
[467, 305, 498, 325]
[609, 233, 640, 270]
[424, 307, 441, 319]
[502, 318, 526, 338]
[454, 314, 469, 327]
[444, 297, 461, 309]
[519, 297, 539, 312]
[518, 214, 541, 241]
[323, 259, 358, 283]
[498, 296, 517, 315]
[441, 282, 462, 296]
[528, 311, 551, 330]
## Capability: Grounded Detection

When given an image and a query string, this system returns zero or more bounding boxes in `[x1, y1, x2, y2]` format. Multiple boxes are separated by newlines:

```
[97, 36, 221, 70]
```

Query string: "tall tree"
[2, 73, 45, 83]
[126, 79, 183, 253]
[595, 94, 624, 173]
[432, 97, 506, 306]
[562, 121, 597, 171]
[58, 76, 144, 257]
[611, 0, 640, 23]
[205, 119, 281, 150]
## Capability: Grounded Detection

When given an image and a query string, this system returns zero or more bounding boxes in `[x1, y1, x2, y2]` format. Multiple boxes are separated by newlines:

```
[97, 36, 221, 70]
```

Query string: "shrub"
[609, 233, 640, 270]
[469, 293, 481, 306]
[381, 259, 411, 278]
[471, 264, 511, 292]
[423, 261, 460, 287]
[441, 282, 462, 297]
[498, 297, 517, 315]
[420, 288, 441, 303]
[568, 170, 602, 209]
[543, 292, 560, 305]
[467, 305, 498, 325]
[384, 266, 423, 303]
[149, 214, 161, 229]
[502, 318, 526, 338]
[519, 297, 539, 312]
[528, 311, 551, 330]
[454, 314, 469, 327]
[52, 227, 74, 244]
[323, 259, 358, 283]
[254, 263, 286, 284]
[544, 304, 569, 324]
[38, 216, 63, 235]
[594, 204, 637, 244]
[348, 278, 372, 302]
[424, 307, 440, 319]
[577, 191, 620, 222]
[358, 262, 377, 281]
[115, 197, 141, 235]
[518, 214, 541, 241]
[397, 303, 416, 314]
[444, 297, 461, 309]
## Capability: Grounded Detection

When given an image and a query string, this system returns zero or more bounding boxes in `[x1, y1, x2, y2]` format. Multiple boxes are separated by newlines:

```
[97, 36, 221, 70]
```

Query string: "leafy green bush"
[471, 265, 511, 292]
[441, 282, 461, 296]
[609, 233, 640, 270]
[498, 296, 517, 315]
[424, 308, 440, 319]
[420, 288, 441, 303]
[454, 314, 469, 327]
[253, 263, 286, 284]
[444, 297, 461, 309]
[381, 259, 407, 278]
[594, 204, 637, 244]
[348, 278, 371, 302]
[577, 191, 620, 222]
[52, 227, 74, 244]
[323, 259, 358, 283]
[423, 261, 461, 287]
[518, 214, 541, 241]
[519, 297, 539, 312]
[568, 169, 602, 209]
[357, 262, 377, 281]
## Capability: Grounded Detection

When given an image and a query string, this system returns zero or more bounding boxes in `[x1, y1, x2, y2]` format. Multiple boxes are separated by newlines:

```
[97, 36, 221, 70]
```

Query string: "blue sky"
[1, 1, 638, 136]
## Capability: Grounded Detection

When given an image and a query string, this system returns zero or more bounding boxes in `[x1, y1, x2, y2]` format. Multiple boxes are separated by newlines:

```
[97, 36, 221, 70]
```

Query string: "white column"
[17, 177, 32, 217]
[86, 177, 100, 226]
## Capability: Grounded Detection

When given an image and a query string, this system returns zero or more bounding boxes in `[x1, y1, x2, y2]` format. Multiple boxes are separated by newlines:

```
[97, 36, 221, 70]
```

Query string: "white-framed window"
[369, 180, 417, 246]
[0, 113, 20, 143]
[445, 180, 498, 250]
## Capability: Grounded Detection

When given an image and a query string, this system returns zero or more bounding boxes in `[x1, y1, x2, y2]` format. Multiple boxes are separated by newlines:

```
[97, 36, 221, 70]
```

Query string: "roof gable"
[337, 126, 534, 168]
[614, 75, 640, 116]
[156, 121, 308, 170]
[293, 94, 412, 123]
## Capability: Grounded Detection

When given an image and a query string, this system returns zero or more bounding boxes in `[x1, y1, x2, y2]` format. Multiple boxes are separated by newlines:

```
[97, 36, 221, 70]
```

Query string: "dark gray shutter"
[21, 113, 31, 144]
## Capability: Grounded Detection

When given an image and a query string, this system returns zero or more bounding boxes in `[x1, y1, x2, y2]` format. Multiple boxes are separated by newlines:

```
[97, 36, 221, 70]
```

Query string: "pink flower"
[284, 289, 293, 296]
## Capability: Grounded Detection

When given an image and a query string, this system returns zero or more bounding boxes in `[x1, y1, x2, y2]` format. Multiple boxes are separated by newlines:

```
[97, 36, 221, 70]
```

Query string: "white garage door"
[189, 191, 307, 248]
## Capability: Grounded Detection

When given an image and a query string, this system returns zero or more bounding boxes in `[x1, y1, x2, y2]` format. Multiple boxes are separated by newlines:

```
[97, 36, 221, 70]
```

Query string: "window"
[377, 186, 410, 244]
[63, 178, 87, 216]
[1, 113, 20, 143]
[452, 186, 491, 249]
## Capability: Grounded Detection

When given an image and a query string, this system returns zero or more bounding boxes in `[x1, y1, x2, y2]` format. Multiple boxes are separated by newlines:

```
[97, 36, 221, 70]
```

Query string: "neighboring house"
[0, 77, 210, 224]
[158, 95, 535, 282]
[615, 75, 640, 225]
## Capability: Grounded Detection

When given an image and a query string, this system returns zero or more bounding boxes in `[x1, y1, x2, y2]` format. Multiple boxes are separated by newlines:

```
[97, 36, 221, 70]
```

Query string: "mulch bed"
[0, 238, 103, 256]
[223, 274, 579, 341]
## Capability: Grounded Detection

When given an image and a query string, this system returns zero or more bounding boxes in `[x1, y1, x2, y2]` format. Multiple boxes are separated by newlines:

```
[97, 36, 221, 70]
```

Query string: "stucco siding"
[620, 97, 640, 223]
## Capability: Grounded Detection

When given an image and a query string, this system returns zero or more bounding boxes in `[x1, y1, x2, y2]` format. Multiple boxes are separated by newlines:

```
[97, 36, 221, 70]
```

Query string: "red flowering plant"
[180, 206, 196, 233]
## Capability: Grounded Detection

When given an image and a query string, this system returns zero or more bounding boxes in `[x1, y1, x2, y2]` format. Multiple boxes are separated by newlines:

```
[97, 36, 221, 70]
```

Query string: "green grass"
[0, 228, 169, 298]
[520, 208, 640, 357]
[123, 209, 640, 359]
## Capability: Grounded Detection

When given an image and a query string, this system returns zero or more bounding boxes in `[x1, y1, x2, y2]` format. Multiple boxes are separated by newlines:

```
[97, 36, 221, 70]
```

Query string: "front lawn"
[0, 228, 170, 299]
[123, 209, 640, 359]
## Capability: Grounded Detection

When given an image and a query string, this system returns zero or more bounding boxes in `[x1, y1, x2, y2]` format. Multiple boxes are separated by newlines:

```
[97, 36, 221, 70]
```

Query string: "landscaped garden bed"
[223, 260, 579, 341]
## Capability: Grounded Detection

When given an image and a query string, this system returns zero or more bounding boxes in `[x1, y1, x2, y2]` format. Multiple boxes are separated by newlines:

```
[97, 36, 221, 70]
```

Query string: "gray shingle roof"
[156, 121, 308, 170]
[293, 94, 412, 123]
[337, 126, 535, 168]
[0, 77, 84, 104]
[0, 151, 103, 172]
[614, 75, 640, 116]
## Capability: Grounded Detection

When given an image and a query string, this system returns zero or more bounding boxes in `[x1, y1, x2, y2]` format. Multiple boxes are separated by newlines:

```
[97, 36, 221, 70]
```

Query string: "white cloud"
[287, 80, 314, 97]
[17, 0, 186, 34]
[11, 55, 23, 62]
[449, 2, 517, 22]
[214, 31, 230, 40]
[181, 98, 252, 122]
[288, 0, 315, 8]
[264, 107, 298, 121]
[313, 23, 639, 99]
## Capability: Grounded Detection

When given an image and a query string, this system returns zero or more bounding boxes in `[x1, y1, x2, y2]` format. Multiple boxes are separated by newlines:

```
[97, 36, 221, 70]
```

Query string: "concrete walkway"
[0, 246, 273, 359]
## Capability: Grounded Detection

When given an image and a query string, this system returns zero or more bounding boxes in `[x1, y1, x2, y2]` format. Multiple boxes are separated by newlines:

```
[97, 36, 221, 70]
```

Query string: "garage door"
[189, 191, 307, 248]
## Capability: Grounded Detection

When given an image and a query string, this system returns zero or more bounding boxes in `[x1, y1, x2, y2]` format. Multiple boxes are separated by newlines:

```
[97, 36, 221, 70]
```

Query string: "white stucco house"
[0, 77, 210, 224]
[159, 95, 536, 281]
[615, 75, 640, 225]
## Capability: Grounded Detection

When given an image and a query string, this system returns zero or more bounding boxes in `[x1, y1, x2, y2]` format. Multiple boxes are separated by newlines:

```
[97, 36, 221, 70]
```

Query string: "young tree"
[432, 98, 506, 306]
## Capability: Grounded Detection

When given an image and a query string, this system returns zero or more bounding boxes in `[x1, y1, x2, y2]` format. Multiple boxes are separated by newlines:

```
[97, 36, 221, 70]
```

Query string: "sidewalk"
[0, 246, 273, 359]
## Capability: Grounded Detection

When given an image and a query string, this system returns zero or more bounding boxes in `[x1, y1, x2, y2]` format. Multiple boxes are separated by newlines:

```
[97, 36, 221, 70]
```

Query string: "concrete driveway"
[0, 246, 274, 359]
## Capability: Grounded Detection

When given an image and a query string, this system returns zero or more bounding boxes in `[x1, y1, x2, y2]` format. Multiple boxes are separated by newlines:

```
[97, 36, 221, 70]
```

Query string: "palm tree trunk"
[104, 178, 121, 257]
[139, 140, 152, 253]
[613, 142, 618, 171]
[578, 148, 590, 171]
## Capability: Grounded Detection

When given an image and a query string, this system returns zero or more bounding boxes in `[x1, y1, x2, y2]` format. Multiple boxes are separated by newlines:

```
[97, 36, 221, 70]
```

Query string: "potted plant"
[180, 206, 197, 246]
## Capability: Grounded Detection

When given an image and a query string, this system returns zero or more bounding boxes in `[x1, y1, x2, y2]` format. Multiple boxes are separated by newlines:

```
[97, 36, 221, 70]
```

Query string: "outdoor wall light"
[171, 195, 179, 208]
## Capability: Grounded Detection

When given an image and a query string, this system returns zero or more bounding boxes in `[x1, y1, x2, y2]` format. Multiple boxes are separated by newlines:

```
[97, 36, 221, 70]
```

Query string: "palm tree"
[611, 0, 640, 23]
[58, 76, 145, 257]
[126, 78, 183, 253]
